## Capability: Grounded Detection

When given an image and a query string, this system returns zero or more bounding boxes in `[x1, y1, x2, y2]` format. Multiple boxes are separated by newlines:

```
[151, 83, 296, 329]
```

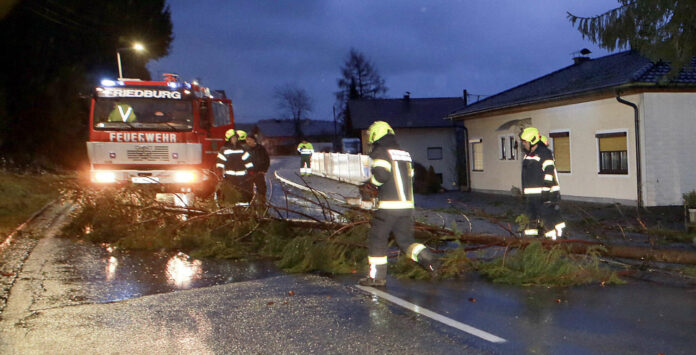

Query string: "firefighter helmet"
[540, 135, 549, 146]
[225, 129, 236, 141]
[520, 127, 541, 145]
[236, 130, 247, 141]
[367, 121, 395, 144]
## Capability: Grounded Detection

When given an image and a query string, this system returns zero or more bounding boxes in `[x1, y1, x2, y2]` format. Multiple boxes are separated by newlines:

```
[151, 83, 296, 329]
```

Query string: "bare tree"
[335, 48, 387, 135]
[274, 83, 313, 139]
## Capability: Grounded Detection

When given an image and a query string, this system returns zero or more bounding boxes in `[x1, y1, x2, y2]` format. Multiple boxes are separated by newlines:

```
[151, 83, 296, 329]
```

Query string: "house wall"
[394, 127, 459, 190]
[642, 92, 696, 205]
[359, 127, 459, 190]
[465, 96, 642, 204]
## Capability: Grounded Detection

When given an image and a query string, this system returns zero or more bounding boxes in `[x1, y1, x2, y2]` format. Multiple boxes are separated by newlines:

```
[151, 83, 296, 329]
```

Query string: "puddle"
[61, 240, 282, 303]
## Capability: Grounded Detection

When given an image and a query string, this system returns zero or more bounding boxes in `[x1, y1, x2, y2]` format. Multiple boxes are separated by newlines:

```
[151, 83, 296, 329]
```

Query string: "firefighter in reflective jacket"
[216, 129, 254, 207]
[520, 127, 566, 239]
[358, 121, 440, 287]
[297, 139, 314, 175]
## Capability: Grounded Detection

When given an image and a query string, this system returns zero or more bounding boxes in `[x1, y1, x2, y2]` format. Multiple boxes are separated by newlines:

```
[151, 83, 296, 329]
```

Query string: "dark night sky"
[147, 0, 616, 123]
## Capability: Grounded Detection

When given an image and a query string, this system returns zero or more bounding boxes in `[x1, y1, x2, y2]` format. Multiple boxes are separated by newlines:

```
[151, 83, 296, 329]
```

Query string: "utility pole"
[333, 105, 338, 151]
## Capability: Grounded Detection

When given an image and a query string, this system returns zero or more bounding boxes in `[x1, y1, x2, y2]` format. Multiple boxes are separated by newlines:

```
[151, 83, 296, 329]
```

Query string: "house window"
[550, 131, 570, 173]
[596, 132, 628, 174]
[427, 147, 443, 160]
[508, 136, 518, 160]
[499, 137, 507, 160]
[470, 139, 483, 171]
[499, 135, 518, 160]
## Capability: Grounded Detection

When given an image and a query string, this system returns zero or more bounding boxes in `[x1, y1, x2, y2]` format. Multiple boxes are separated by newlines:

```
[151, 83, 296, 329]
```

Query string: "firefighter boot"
[358, 263, 387, 287]
[415, 249, 442, 278]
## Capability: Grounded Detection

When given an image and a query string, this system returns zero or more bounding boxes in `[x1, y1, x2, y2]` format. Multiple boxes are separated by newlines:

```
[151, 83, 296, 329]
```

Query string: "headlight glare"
[174, 171, 197, 183]
[94, 171, 116, 183]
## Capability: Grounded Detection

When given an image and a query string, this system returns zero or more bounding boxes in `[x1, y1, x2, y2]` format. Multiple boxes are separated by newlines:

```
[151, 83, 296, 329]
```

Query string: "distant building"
[233, 122, 258, 137]
[349, 93, 466, 190]
[448, 50, 696, 206]
[254, 119, 337, 155]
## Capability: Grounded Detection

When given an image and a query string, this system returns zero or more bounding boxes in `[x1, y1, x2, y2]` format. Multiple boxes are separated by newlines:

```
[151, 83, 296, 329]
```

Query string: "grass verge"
[0, 171, 64, 237]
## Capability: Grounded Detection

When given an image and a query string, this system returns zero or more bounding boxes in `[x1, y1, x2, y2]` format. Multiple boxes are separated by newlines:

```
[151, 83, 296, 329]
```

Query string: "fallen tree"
[412, 223, 696, 265]
[55, 180, 695, 287]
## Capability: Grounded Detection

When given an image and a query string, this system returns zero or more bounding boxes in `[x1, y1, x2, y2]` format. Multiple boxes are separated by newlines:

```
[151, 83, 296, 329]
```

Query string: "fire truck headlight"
[94, 171, 116, 183]
[174, 171, 197, 183]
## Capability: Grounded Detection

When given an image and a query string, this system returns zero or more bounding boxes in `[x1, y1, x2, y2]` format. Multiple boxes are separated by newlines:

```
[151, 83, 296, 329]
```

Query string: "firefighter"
[216, 129, 254, 207]
[519, 127, 566, 239]
[245, 134, 270, 205]
[296, 139, 314, 176]
[358, 121, 440, 287]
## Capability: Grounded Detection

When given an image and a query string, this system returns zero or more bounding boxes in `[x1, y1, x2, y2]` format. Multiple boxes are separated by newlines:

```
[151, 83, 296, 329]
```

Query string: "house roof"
[349, 97, 465, 130]
[233, 123, 257, 135]
[256, 119, 336, 138]
[450, 50, 696, 119]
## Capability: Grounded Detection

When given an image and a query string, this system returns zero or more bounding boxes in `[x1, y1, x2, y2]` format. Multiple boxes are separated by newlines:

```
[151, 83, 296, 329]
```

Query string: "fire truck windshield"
[93, 98, 193, 131]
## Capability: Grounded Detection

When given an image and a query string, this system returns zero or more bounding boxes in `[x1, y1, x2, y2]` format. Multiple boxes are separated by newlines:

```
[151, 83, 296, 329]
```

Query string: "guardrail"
[311, 152, 371, 185]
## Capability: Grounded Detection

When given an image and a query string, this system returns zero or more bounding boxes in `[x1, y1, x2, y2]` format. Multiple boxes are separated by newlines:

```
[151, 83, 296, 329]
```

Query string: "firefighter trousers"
[220, 176, 252, 206]
[525, 195, 564, 237]
[300, 155, 311, 168]
[367, 209, 416, 257]
[249, 172, 267, 203]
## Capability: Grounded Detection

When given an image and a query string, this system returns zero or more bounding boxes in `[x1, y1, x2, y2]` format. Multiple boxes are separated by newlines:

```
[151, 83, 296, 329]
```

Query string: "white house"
[348, 94, 466, 190]
[448, 50, 696, 207]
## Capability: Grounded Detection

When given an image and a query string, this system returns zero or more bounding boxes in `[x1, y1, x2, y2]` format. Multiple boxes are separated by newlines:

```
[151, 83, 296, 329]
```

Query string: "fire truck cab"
[86, 74, 234, 204]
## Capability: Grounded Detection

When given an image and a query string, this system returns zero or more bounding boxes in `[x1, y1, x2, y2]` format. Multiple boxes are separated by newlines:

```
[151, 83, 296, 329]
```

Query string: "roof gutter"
[615, 91, 643, 209]
[448, 82, 669, 121]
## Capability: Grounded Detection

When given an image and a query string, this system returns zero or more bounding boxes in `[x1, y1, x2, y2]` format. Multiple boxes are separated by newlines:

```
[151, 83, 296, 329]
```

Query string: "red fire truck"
[86, 74, 234, 204]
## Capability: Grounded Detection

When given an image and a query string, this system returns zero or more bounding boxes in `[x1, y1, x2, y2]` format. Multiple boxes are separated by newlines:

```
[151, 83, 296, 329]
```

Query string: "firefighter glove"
[359, 183, 378, 201]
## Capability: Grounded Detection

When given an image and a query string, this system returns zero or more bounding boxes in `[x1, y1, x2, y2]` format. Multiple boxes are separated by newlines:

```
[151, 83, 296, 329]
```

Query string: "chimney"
[572, 48, 592, 65]
[462, 89, 468, 106]
[573, 56, 590, 64]
[403, 91, 410, 101]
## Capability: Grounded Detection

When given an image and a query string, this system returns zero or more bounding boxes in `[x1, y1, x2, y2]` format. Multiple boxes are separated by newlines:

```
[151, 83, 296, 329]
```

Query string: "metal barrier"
[311, 153, 372, 185]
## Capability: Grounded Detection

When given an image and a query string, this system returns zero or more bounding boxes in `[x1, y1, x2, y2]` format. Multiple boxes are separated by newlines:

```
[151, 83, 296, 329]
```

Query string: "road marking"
[356, 285, 507, 344]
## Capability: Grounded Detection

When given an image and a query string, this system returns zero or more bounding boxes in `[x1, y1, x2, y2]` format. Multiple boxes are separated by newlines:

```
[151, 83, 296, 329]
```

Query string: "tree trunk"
[449, 230, 696, 265]
[279, 218, 696, 265]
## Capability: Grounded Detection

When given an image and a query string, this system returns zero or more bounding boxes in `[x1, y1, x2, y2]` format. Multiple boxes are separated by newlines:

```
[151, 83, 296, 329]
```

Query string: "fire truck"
[86, 73, 234, 205]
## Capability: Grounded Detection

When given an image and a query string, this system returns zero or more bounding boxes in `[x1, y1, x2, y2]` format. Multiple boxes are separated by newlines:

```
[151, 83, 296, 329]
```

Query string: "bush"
[413, 162, 441, 194]
[683, 190, 696, 208]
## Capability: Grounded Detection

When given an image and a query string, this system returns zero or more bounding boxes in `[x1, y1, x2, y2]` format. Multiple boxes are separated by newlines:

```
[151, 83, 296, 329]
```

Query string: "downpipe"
[616, 91, 643, 209]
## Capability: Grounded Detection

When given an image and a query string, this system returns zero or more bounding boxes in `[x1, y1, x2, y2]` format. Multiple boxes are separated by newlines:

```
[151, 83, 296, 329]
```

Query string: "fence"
[311, 153, 371, 185]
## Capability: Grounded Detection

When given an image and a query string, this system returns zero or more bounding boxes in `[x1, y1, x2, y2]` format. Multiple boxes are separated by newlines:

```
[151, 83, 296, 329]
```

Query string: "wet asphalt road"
[1, 156, 696, 354]
[0, 235, 485, 354]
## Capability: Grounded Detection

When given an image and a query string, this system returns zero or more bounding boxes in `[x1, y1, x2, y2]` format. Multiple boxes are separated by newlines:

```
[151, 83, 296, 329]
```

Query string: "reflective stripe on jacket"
[217, 141, 253, 177]
[297, 142, 314, 155]
[521, 143, 560, 196]
[368, 134, 415, 209]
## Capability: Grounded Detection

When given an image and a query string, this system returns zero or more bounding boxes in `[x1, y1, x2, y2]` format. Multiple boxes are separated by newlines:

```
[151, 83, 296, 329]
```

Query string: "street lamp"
[116, 42, 145, 79]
